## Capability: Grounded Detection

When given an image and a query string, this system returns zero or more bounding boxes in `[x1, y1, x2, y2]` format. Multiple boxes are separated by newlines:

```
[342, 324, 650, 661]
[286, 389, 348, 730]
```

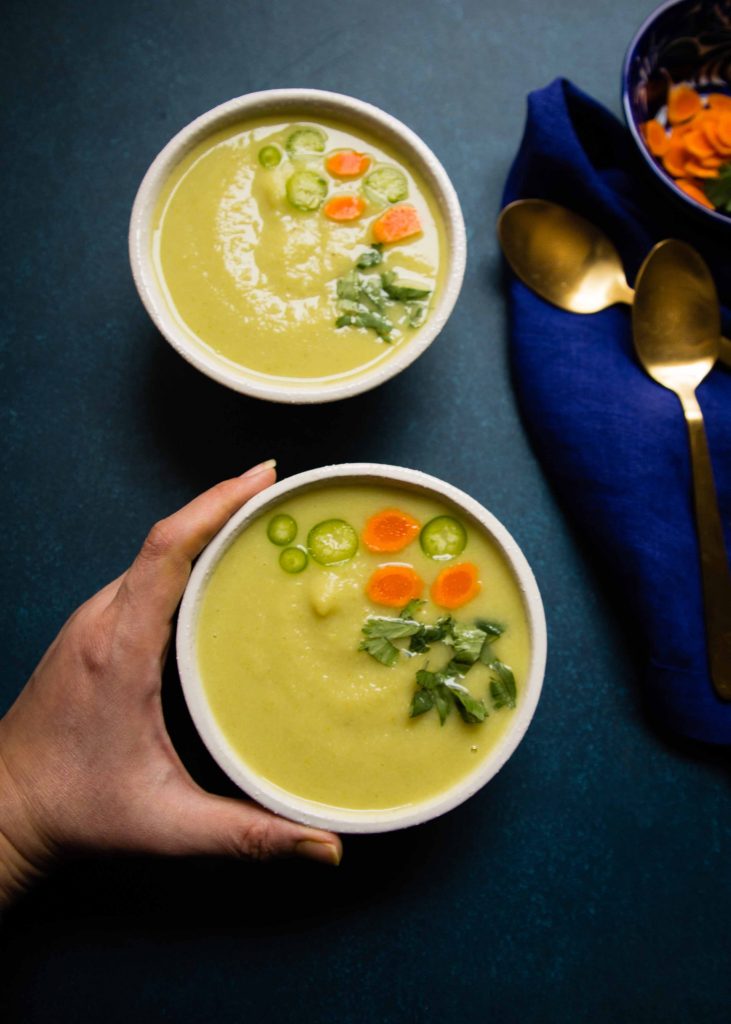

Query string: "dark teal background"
[1, 1, 729, 1021]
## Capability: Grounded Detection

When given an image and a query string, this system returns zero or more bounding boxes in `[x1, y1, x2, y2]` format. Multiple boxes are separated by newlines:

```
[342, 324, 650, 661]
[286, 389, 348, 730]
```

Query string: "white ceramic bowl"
[176, 463, 547, 833]
[129, 89, 466, 403]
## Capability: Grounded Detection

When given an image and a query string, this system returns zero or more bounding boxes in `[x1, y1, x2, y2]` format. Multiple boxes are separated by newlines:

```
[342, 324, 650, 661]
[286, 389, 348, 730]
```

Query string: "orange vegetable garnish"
[366, 565, 424, 608]
[362, 508, 421, 553]
[684, 159, 721, 178]
[662, 142, 690, 178]
[372, 204, 422, 244]
[684, 129, 716, 160]
[675, 179, 715, 209]
[671, 119, 697, 138]
[325, 150, 371, 178]
[323, 194, 366, 221]
[718, 114, 731, 147]
[641, 87, 731, 214]
[701, 119, 731, 156]
[668, 84, 702, 124]
[430, 562, 481, 610]
[708, 93, 731, 112]
[641, 119, 670, 156]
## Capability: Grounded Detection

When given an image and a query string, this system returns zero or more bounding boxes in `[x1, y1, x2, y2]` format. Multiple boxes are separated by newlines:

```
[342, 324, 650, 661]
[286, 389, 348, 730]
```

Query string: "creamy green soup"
[197, 484, 530, 811]
[153, 117, 445, 385]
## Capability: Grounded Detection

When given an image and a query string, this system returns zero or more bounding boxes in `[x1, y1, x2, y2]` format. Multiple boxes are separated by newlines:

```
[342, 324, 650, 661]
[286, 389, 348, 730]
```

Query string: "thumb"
[147, 788, 342, 867]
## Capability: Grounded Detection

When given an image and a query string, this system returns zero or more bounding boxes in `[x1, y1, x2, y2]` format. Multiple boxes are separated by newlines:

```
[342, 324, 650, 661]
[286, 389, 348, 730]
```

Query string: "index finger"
[116, 461, 276, 639]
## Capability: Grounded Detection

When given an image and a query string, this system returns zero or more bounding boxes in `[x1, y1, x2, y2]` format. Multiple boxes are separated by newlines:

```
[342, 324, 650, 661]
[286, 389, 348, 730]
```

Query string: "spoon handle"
[682, 393, 731, 700]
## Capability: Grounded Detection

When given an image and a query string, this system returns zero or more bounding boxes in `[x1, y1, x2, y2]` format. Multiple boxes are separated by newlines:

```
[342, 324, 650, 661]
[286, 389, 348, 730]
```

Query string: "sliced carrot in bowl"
[668, 84, 702, 124]
[641, 119, 670, 156]
[363, 508, 421, 553]
[662, 141, 691, 178]
[372, 204, 422, 244]
[325, 150, 371, 178]
[430, 562, 481, 610]
[675, 178, 715, 209]
[366, 565, 424, 608]
[323, 194, 366, 221]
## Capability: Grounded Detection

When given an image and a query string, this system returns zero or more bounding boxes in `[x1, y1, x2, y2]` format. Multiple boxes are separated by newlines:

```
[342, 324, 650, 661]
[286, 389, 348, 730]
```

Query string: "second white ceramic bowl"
[129, 90, 467, 403]
[176, 463, 546, 833]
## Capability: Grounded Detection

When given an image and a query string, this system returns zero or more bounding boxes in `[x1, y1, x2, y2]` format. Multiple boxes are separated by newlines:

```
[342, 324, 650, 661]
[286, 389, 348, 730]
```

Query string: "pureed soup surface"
[153, 117, 445, 385]
[196, 484, 531, 811]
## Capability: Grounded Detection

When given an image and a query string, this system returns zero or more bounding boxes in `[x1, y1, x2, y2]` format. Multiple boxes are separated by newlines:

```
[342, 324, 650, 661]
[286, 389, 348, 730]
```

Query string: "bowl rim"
[175, 462, 547, 834]
[621, 0, 731, 229]
[129, 88, 467, 404]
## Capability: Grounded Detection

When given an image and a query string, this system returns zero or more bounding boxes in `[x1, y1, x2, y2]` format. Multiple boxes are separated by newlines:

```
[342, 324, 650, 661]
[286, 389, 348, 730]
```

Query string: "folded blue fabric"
[503, 79, 731, 744]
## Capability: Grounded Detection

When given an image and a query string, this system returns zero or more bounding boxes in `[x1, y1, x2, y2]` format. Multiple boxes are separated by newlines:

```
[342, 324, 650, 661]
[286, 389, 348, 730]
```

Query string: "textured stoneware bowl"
[129, 89, 467, 403]
[176, 464, 547, 834]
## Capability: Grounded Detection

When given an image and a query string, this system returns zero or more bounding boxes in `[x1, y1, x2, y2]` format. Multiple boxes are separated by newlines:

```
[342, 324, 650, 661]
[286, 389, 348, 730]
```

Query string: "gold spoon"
[497, 199, 731, 367]
[633, 239, 731, 701]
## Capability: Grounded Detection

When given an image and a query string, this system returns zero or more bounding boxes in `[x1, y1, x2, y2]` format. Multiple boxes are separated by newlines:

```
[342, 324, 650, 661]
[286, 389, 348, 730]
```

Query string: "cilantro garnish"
[359, 615, 422, 666]
[355, 244, 384, 269]
[358, 606, 512, 725]
[380, 270, 431, 302]
[487, 659, 517, 710]
[334, 253, 432, 340]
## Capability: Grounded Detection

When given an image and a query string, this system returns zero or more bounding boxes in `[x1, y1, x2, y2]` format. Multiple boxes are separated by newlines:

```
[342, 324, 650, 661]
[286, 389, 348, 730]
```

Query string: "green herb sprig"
[355, 243, 384, 269]
[359, 602, 516, 725]
[335, 248, 431, 340]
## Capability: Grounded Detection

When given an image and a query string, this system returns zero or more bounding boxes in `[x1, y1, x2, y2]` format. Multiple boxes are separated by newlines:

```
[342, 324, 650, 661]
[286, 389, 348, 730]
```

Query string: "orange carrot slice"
[662, 141, 690, 178]
[323, 194, 366, 221]
[372, 204, 422, 244]
[366, 565, 424, 608]
[675, 179, 715, 209]
[641, 87, 731, 207]
[668, 84, 702, 124]
[700, 118, 731, 156]
[641, 119, 670, 156]
[708, 93, 731, 112]
[670, 118, 697, 135]
[684, 129, 716, 160]
[430, 562, 481, 610]
[684, 159, 721, 178]
[718, 113, 731, 147]
[363, 508, 421, 553]
[325, 150, 371, 178]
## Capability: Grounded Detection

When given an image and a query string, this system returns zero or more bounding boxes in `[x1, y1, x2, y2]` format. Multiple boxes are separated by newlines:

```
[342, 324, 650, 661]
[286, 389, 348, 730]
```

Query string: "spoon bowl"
[498, 199, 634, 312]
[497, 199, 731, 367]
[633, 240, 718, 393]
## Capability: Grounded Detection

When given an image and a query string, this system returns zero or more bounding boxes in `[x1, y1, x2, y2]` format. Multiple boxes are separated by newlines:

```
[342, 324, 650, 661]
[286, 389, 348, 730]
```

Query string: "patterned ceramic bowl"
[623, 0, 731, 227]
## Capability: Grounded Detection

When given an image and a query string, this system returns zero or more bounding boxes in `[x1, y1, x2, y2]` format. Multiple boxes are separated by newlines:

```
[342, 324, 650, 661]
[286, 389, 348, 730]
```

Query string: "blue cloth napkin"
[503, 79, 731, 744]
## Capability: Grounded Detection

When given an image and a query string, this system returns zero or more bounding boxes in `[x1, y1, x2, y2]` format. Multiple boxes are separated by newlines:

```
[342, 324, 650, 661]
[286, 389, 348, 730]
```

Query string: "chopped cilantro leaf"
[359, 608, 516, 726]
[488, 659, 517, 710]
[356, 244, 384, 269]
[380, 270, 431, 302]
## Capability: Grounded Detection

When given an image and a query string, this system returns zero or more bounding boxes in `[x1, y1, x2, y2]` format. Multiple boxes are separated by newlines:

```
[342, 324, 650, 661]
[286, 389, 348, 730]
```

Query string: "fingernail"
[295, 839, 341, 866]
[241, 459, 277, 478]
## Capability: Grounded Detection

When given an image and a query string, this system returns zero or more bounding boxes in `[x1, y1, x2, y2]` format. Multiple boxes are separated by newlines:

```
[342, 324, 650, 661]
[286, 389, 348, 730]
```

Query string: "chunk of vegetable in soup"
[153, 118, 445, 383]
[196, 485, 530, 811]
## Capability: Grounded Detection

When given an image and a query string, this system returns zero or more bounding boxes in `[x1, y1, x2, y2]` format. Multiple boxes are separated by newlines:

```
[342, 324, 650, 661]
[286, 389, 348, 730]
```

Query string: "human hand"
[0, 462, 342, 905]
